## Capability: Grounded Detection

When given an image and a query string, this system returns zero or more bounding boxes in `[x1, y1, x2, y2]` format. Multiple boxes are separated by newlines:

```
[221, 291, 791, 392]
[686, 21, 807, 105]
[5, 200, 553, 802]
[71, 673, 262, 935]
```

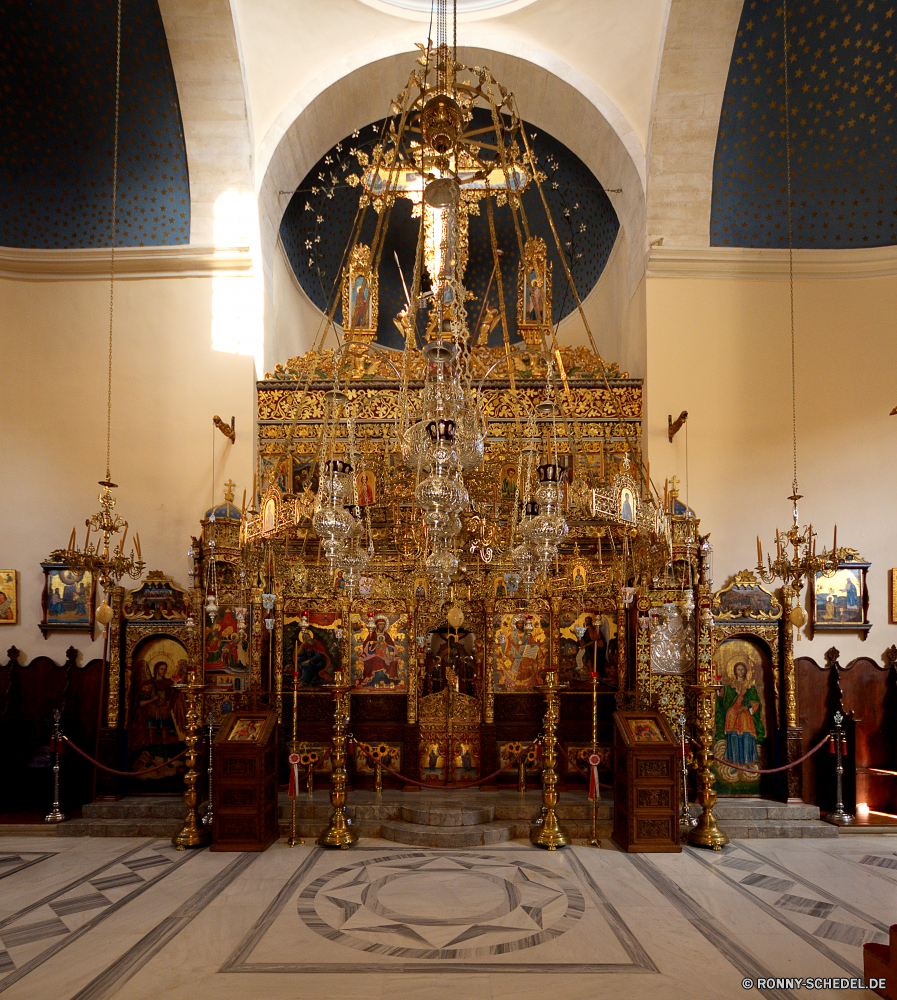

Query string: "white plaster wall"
[646, 270, 897, 665]
[1, 276, 256, 664]
[233, 0, 667, 162]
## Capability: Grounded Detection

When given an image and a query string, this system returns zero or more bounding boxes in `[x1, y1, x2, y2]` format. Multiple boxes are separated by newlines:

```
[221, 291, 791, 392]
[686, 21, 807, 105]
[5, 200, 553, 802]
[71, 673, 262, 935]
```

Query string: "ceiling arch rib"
[647, 0, 743, 248]
[156, 0, 253, 246]
[257, 42, 647, 302]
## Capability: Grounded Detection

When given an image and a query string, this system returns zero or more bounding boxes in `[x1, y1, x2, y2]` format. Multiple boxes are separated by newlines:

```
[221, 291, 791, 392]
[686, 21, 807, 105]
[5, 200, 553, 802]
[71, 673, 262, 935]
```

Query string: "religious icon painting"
[0, 571, 17, 624]
[499, 463, 519, 500]
[558, 610, 618, 689]
[39, 562, 96, 637]
[283, 610, 342, 689]
[493, 575, 509, 599]
[571, 563, 587, 589]
[419, 739, 448, 783]
[290, 455, 319, 496]
[492, 611, 549, 692]
[358, 576, 375, 597]
[227, 717, 265, 742]
[413, 577, 428, 601]
[260, 453, 289, 494]
[262, 497, 277, 533]
[356, 470, 376, 506]
[626, 717, 666, 743]
[126, 635, 189, 794]
[451, 736, 479, 782]
[354, 742, 402, 775]
[712, 637, 773, 794]
[619, 485, 636, 523]
[811, 556, 870, 636]
[204, 606, 251, 693]
[350, 611, 408, 692]
[124, 574, 190, 621]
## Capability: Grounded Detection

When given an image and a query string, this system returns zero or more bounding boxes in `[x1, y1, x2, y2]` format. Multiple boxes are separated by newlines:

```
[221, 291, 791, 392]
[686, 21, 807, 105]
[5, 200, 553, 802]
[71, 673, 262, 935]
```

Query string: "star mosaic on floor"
[301, 853, 581, 958]
[223, 847, 655, 974]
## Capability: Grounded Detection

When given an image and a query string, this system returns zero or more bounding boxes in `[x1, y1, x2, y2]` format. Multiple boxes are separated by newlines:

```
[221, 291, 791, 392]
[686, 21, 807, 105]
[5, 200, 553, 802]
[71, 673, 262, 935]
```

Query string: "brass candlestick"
[172, 670, 211, 850]
[317, 673, 358, 849]
[530, 671, 571, 850]
[583, 666, 600, 847]
[286, 651, 305, 847]
[687, 678, 729, 850]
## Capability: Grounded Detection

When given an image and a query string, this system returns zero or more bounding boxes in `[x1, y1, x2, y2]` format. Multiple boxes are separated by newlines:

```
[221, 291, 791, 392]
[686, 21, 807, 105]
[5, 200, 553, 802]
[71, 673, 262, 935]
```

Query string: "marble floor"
[0, 833, 895, 1000]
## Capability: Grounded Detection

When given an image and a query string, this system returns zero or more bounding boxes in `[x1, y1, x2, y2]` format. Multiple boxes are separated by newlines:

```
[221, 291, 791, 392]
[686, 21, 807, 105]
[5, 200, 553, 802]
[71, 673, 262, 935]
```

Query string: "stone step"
[715, 820, 838, 839]
[709, 799, 821, 821]
[381, 819, 516, 848]
[399, 804, 495, 827]
[58, 817, 183, 838]
[83, 797, 188, 820]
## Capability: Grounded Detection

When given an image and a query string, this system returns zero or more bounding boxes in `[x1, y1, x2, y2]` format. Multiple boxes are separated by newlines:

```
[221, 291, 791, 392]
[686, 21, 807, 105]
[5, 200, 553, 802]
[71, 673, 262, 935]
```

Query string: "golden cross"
[669, 475, 680, 494]
[224, 478, 236, 502]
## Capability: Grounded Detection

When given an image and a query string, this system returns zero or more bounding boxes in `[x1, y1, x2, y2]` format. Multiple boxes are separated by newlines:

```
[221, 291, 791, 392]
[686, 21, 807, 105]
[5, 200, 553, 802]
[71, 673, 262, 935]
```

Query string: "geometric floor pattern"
[0, 834, 895, 1000]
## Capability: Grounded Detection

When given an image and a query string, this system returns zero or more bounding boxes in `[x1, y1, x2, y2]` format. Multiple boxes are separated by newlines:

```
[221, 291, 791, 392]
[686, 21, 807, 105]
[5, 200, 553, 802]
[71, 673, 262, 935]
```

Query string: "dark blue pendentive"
[0, 0, 190, 248]
[710, 0, 896, 248]
[279, 112, 620, 350]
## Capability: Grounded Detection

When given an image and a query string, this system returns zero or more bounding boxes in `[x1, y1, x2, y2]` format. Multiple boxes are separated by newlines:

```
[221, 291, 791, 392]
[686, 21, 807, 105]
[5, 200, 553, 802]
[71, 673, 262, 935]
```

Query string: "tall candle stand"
[823, 711, 854, 825]
[530, 671, 571, 850]
[172, 668, 211, 850]
[44, 709, 68, 824]
[583, 666, 601, 847]
[677, 712, 697, 834]
[317, 672, 358, 848]
[286, 648, 305, 846]
[201, 711, 214, 828]
[686, 677, 728, 850]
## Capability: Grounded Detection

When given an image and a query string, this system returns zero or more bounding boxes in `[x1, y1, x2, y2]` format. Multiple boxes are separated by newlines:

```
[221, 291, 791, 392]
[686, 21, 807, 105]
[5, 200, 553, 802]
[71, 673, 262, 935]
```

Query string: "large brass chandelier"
[52, 0, 144, 631]
[243, 0, 677, 602]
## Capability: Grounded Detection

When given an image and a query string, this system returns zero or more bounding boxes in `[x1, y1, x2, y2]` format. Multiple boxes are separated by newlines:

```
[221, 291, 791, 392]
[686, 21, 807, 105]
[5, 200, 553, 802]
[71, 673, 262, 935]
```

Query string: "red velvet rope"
[359, 740, 539, 789]
[712, 733, 832, 774]
[62, 735, 188, 776]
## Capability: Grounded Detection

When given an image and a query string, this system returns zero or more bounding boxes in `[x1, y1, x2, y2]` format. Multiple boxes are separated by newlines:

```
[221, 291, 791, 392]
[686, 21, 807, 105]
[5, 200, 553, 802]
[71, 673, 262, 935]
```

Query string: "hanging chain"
[782, 0, 798, 499]
[106, 0, 122, 483]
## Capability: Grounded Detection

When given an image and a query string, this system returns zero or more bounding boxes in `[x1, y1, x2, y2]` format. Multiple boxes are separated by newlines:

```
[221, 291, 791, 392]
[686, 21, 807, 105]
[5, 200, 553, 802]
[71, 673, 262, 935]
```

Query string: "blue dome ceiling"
[711, 0, 896, 248]
[0, 0, 189, 249]
[280, 111, 620, 350]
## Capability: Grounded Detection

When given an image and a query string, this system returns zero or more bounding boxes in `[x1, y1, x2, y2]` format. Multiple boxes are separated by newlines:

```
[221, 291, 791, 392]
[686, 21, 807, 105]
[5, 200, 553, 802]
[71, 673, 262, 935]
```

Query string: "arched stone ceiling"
[0, 0, 189, 249]
[258, 45, 646, 301]
[710, 0, 897, 248]
[279, 112, 620, 349]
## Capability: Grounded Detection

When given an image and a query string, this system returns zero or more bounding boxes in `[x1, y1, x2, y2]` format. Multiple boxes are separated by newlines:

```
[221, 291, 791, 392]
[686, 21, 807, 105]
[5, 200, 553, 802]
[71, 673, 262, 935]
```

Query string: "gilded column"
[687, 584, 728, 850]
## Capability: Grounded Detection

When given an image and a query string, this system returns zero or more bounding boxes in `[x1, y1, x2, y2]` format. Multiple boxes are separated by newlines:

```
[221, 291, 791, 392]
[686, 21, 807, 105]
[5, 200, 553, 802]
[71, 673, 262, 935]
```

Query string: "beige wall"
[1, 275, 256, 664]
[646, 270, 897, 664]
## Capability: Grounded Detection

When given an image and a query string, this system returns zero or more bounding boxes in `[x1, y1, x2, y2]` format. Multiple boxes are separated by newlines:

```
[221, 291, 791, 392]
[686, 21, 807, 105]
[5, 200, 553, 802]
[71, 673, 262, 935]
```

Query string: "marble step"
[58, 817, 184, 838]
[712, 819, 837, 839]
[709, 798, 822, 821]
[381, 819, 516, 848]
[399, 804, 495, 826]
[83, 797, 188, 820]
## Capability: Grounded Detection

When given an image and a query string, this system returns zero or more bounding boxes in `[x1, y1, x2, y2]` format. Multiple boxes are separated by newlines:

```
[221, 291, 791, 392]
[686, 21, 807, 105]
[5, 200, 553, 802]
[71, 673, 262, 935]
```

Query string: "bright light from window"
[211, 189, 264, 374]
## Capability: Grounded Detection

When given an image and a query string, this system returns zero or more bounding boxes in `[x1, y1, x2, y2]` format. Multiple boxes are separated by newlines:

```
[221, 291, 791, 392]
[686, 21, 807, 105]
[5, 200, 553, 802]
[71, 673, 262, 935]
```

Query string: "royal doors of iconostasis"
[710, 574, 785, 799]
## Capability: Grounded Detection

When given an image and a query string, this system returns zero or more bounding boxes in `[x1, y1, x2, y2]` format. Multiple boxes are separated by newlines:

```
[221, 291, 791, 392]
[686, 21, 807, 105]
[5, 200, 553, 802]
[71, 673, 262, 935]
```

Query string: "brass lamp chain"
[106, 0, 123, 484]
[782, 0, 798, 501]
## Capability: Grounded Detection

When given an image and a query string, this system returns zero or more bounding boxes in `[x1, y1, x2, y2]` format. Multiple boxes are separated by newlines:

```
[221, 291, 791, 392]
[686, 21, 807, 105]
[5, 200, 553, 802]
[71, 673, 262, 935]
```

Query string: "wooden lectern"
[611, 709, 681, 853]
[211, 709, 278, 852]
